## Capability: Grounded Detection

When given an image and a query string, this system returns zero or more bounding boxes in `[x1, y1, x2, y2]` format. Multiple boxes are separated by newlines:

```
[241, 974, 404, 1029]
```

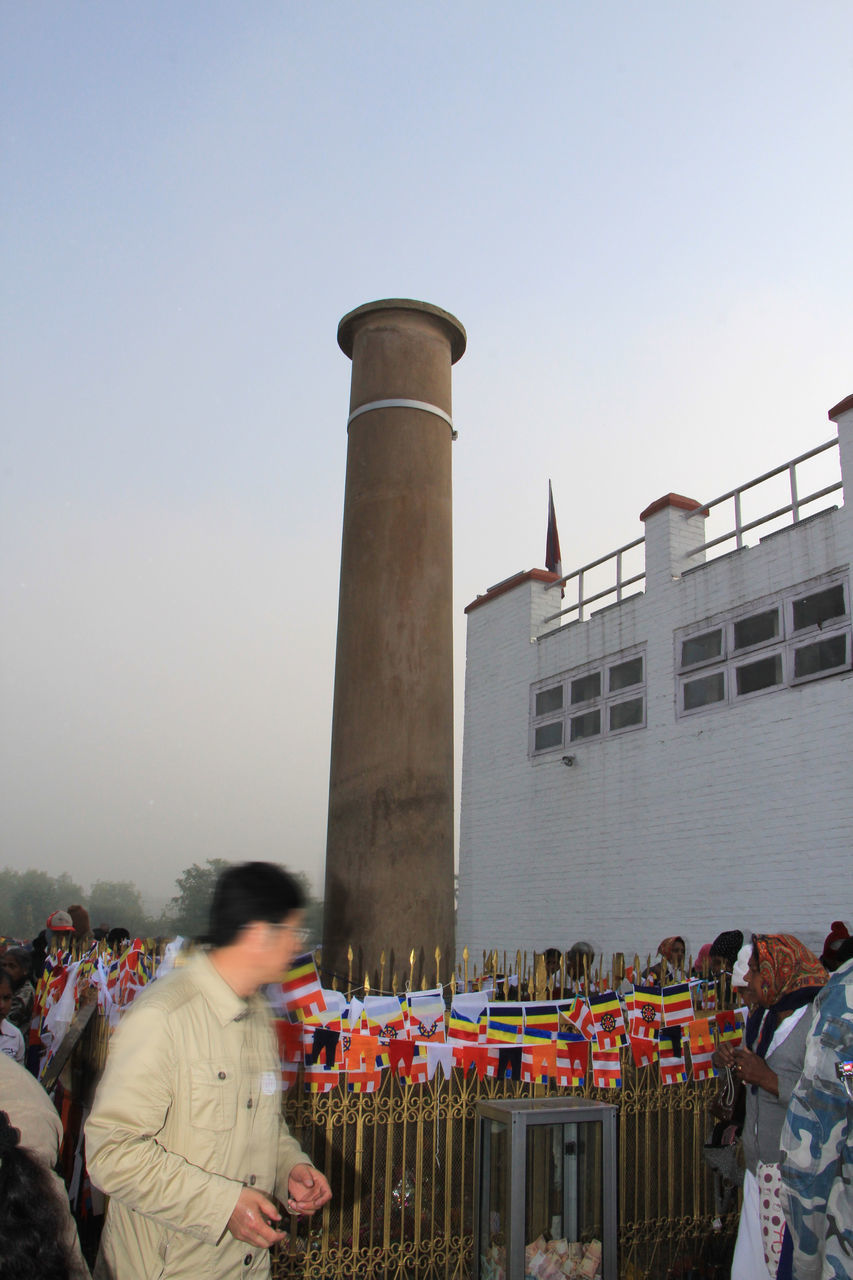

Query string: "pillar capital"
[338, 298, 467, 364]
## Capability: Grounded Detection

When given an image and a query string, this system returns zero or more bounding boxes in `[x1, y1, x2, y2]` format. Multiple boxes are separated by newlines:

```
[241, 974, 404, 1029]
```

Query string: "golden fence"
[270, 1059, 737, 1280]
[60, 944, 739, 1279]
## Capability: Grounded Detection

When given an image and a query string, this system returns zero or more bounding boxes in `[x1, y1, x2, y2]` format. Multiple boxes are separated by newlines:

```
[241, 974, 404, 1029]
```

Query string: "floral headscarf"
[657, 936, 685, 962]
[751, 933, 827, 1005]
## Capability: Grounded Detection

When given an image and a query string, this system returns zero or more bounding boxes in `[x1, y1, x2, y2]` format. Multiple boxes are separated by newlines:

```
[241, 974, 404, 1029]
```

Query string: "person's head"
[44, 911, 74, 949]
[66, 905, 91, 940]
[209, 861, 305, 958]
[567, 941, 594, 980]
[207, 863, 307, 992]
[748, 933, 828, 1008]
[0, 948, 30, 990]
[658, 936, 686, 969]
[0, 1107, 76, 1279]
[0, 971, 13, 1022]
[709, 929, 744, 975]
[820, 920, 851, 972]
[543, 948, 561, 976]
[106, 928, 130, 950]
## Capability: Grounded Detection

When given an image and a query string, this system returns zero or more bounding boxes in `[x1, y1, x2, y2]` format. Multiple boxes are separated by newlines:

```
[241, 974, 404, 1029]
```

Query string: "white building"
[457, 394, 853, 965]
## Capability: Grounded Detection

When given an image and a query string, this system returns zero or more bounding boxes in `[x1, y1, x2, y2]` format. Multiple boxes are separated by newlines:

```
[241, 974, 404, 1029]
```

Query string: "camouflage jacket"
[780, 959, 853, 1280]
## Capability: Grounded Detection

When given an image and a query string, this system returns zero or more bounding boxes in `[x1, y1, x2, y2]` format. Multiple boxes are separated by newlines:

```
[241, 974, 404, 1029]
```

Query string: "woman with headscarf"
[716, 934, 827, 1280]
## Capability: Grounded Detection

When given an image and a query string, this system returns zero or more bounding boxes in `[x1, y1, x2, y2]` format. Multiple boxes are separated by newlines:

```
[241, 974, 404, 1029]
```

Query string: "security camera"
[561, 754, 575, 767]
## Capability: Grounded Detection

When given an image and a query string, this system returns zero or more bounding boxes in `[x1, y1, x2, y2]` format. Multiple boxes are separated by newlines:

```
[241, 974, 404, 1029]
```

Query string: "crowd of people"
[1, 889, 851, 1280]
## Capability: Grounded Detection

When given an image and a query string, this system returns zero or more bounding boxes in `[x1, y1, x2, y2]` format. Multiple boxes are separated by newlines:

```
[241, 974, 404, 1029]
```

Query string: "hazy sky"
[2, 3, 851, 906]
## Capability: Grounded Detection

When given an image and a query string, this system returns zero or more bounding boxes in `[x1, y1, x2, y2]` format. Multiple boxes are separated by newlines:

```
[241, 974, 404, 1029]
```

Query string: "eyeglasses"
[271, 921, 308, 943]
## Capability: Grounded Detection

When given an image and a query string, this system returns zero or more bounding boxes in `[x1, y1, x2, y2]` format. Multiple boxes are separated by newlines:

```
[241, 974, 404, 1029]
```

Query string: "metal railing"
[685, 436, 842, 559]
[541, 536, 646, 628]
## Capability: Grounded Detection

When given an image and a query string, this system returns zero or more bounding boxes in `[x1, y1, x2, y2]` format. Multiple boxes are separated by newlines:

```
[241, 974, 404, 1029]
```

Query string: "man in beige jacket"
[85, 862, 331, 1279]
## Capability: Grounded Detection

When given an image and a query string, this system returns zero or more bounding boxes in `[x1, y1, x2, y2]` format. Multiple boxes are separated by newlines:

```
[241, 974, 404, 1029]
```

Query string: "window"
[530, 648, 646, 756]
[676, 572, 850, 717]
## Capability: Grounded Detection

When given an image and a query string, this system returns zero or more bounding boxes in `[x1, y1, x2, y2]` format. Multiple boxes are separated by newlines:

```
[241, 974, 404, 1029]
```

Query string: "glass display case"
[474, 1097, 617, 1280]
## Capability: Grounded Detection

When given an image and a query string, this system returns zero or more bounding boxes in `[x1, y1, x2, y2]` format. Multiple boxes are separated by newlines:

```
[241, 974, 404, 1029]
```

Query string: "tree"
[88, 880, 150, 938]
[0, 868, 85, 940]
[166, 859, 232, 939]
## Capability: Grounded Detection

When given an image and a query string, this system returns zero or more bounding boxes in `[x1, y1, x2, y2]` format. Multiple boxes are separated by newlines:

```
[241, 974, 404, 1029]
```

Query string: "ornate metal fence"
[273, 1059, 737, 1280]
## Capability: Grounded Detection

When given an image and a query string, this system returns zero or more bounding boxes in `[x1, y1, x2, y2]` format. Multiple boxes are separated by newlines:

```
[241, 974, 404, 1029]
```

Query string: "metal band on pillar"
[347, 398, 457, 439]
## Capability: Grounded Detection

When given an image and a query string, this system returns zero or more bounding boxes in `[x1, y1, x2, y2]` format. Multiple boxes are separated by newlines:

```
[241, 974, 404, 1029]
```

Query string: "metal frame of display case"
[473, 1096, 618, 1280]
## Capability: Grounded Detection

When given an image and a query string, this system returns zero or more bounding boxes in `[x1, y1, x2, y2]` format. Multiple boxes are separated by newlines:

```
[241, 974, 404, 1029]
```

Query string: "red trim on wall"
[465, 569, 560, 614]
[639, 493, 702, 522]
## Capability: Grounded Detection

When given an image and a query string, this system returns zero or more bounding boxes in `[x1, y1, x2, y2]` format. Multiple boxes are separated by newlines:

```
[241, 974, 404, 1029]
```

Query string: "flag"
[523, 1002, 560, 1042]
[556, 1038, 588, 1087]
[522, 1042, 558, 1084]
[659, 1029, 687, 1085]
[629, 1034, 658, 1068]
[304, 1064, 339, 1094]
[347, 1067, 383, 1094]
[591, 1045, 622, 1089]
[407, 989, 446, 1043]
[452, 1043, 490, 1079]
[688, 1018, 718, 1082]
[545, 479, 563, 583]
[716, 1009, 744, 1048]
[280, 953, 327, 1021]
[662, 982, 694, 1028]
[363, 995, 407, 1044]
[485, 1004, 525, 1045]
[558, 997, 594, 1041]
[588, 991, 627, 1049]
[627, 986, 662, 1040]
[448, 1008, 482, 1044]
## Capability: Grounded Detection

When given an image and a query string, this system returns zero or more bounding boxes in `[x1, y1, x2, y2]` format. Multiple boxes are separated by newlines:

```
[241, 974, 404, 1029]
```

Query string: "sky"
[2, 2, 851, 909]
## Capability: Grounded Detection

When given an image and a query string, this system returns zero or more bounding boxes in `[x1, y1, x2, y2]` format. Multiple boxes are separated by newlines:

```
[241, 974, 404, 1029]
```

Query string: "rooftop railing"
[541, 535, 646, 627]
[684, 435, 842, 558]
[540, 434, 842, 631]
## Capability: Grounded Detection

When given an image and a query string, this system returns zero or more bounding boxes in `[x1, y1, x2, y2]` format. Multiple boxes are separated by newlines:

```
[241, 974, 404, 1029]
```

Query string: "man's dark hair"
[208, 862, 305, 947]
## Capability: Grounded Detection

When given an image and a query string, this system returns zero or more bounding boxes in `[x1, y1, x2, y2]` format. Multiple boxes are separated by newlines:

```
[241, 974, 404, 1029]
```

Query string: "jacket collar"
[189, 950, 259, 1027]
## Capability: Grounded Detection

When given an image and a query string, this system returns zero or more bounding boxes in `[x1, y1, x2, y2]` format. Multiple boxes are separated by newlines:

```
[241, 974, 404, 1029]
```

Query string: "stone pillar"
[323, 299, 466, 989]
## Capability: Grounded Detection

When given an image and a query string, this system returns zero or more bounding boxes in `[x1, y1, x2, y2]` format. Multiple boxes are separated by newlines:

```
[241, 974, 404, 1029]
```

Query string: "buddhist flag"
[558, 997, 594, 1041]
[688, 1018, 718, 1082]
[453, 1044, 490, 1079]
[274, 1019, 306, 1067]
[486, 1004, 525, 1045]
[347, 1067, 383, 1094]
[627, 986, 662, 1040]
[523, 1002, 560, 1042]
[659, 1029, 687, 1085]
[406, 1048, 430, 1086]
[448, 992, 486, 1044]
[407, 989, 446, 1044]
[662, 982, 694, 1028]
[280, 953, 327, 1021]
[556, 1038, 589, 1087]
[304, 1064, 339, 1094]
[363, 995, 407, 1044]
[522, 1041, 557, 1084]
[591, 1045, 622, 1089]
[716, 1009, 744, 1048]
[588, 991, 627, 1049]
[629, 1034, 658, 1069]
[448, 1008, 482, 1044]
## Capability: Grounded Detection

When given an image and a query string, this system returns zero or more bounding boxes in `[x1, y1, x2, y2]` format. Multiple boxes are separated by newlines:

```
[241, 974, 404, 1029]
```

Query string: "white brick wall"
[457, 400, 853, 966]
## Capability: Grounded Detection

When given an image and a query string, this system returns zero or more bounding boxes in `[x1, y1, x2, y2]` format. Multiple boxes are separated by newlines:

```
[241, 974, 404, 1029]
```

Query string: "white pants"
[732, 1169, 773, 1280]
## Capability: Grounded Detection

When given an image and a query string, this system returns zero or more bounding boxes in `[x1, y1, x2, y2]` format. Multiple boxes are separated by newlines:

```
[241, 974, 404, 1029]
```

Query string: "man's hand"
[286, 1163, 332, 1215]
[227, 1188, 288, 1249]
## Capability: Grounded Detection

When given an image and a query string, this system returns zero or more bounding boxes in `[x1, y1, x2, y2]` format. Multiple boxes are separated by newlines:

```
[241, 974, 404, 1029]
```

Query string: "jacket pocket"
[189, 1059, 238, 1131]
